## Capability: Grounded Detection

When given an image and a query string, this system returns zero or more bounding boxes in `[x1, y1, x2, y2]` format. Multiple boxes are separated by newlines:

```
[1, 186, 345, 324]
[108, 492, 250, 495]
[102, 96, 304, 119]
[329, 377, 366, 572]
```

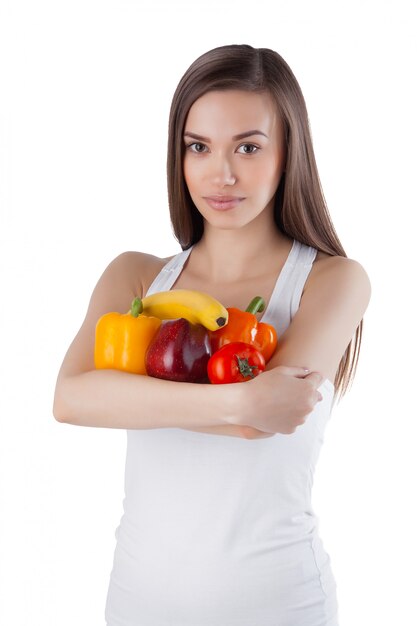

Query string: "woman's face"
[183, 89, 286, 231]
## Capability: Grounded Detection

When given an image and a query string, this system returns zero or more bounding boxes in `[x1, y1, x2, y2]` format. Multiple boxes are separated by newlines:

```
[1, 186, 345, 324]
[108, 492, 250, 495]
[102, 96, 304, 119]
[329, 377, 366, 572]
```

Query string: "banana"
[140, 289, 228, 331]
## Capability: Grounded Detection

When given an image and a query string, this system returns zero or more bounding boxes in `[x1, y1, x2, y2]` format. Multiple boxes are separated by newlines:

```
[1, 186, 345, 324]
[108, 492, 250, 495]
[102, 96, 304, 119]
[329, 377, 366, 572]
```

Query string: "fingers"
[267, 365, 325, 402]
[273, 365, 313, 378]
[239, 425, 275, 440]
[304, 371, 325, 402]
[304, 371, 325, 389]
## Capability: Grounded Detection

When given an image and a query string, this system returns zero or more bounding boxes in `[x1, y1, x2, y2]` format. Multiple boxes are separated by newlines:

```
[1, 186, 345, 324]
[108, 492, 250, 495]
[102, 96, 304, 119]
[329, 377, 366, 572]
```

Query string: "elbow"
[53, 393, 67, 423]
[53, 381, 72, 424]
[53, 373, 90, 426]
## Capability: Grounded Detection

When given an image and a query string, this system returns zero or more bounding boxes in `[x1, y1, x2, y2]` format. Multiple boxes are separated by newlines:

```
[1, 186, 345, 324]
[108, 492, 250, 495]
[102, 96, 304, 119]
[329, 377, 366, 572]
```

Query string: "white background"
[0, 0, 416, 624]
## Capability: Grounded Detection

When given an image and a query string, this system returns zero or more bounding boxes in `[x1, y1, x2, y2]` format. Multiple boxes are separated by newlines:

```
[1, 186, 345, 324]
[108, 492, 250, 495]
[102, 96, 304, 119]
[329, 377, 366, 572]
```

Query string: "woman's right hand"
[234, 366, 325, 435]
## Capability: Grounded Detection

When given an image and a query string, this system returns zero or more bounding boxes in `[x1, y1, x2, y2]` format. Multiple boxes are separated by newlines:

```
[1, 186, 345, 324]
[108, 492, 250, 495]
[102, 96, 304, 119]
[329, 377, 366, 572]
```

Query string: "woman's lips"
[203, 196, 245, 210]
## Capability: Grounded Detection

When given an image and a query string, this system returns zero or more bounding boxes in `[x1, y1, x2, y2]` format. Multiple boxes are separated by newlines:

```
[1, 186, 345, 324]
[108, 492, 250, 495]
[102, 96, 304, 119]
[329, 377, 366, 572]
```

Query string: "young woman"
[53, 44, 371, 625]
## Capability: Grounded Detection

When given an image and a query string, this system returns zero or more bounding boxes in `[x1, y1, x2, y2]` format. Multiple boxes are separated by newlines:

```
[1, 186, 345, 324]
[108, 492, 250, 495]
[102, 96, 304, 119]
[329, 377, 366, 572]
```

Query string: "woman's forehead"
[184, 90, 281, 139]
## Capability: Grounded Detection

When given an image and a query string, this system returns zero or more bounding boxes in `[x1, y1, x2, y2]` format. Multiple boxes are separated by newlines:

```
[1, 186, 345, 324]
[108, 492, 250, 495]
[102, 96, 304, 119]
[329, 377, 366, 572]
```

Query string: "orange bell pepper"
[94, 297, 161, 375]
[209, 296, 278, 363]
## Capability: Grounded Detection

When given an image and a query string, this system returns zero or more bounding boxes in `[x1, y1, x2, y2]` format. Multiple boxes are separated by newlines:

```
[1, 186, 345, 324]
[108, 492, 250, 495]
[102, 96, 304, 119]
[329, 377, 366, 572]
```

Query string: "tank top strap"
[144, 246, 194, 296]
[288, 241, 318, 318]
[261, 239, 318, 337]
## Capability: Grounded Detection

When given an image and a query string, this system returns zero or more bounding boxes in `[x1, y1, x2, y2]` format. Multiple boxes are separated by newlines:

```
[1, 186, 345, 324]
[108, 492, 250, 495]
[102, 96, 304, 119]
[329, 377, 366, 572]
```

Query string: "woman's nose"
[210, 155, 237, 186]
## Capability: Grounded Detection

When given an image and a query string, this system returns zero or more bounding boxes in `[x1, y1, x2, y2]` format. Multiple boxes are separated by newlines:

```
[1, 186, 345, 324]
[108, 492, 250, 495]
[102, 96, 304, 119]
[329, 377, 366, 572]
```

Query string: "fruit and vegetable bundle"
[94, 289, 278, 384]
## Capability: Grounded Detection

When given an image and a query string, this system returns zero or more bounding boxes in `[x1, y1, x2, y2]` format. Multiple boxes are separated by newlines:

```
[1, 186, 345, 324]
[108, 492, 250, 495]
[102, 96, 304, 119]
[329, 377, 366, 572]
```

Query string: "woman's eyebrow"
[183, 130, 268, 141]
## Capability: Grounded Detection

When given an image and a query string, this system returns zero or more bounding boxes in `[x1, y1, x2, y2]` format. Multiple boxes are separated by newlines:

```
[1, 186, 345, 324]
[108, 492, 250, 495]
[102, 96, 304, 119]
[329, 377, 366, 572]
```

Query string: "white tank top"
[105, 238, 339, 626]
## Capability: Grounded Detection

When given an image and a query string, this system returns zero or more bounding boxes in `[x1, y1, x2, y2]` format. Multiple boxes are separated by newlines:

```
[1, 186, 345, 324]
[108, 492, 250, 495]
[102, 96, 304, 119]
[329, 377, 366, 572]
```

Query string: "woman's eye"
[186, 142, 207, 153]
[238, 143, 259, 154]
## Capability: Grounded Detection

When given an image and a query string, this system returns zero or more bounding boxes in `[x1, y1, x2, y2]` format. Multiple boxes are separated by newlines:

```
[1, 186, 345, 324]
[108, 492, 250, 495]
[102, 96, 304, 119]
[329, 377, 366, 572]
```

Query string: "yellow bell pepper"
[94, 297, 161, 375]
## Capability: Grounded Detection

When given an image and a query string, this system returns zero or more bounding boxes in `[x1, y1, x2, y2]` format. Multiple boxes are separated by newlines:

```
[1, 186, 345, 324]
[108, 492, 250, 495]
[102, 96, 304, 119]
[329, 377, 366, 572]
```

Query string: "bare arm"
[54, 368, 239, 429]
[229, 256, 372, 434]
[53, 252, 239, 429]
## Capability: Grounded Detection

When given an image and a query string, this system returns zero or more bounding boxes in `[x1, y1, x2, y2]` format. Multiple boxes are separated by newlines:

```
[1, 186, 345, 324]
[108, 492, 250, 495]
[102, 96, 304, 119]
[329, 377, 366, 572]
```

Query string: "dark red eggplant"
[145, 318, 211, 383]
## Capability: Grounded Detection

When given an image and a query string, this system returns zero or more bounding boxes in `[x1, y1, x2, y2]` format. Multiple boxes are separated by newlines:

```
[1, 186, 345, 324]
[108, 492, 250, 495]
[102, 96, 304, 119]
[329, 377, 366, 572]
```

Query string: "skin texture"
[182, 90, 288, 286]
[53, 89, 371, 439]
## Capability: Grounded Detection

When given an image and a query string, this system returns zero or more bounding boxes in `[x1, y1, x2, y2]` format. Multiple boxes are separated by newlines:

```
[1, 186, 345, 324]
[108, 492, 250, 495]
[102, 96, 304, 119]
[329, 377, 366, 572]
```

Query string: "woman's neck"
[190, 219, 293, 284]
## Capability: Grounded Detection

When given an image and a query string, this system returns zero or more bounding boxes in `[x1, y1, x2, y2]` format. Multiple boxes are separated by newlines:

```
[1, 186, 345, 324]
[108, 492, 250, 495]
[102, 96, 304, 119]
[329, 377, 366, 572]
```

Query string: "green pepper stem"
[130, 297, 143, 318]
[245, 296, 265, 314]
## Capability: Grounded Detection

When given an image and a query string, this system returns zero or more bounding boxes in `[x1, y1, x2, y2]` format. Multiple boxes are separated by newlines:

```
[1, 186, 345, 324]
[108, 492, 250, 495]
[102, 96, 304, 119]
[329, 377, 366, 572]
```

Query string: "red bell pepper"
[209, 296, 278, 363]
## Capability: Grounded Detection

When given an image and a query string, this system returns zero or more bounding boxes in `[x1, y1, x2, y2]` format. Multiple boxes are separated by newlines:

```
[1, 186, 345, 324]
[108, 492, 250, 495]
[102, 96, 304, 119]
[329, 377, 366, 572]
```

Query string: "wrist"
[215, 379, 250, 427]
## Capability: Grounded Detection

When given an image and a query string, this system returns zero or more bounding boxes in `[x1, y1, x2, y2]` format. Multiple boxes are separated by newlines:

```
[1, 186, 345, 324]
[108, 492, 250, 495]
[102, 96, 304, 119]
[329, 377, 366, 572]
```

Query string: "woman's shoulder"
[314, 250, 370, 278]
[308, 249, 372, 303]
[111, 249, 175, 265]
[108, 249, 178, 298]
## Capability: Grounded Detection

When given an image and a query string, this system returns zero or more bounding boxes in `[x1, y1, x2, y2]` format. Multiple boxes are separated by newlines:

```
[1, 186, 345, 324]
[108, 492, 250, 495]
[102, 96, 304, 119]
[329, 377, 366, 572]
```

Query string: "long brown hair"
[167, 44, 362, 403]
